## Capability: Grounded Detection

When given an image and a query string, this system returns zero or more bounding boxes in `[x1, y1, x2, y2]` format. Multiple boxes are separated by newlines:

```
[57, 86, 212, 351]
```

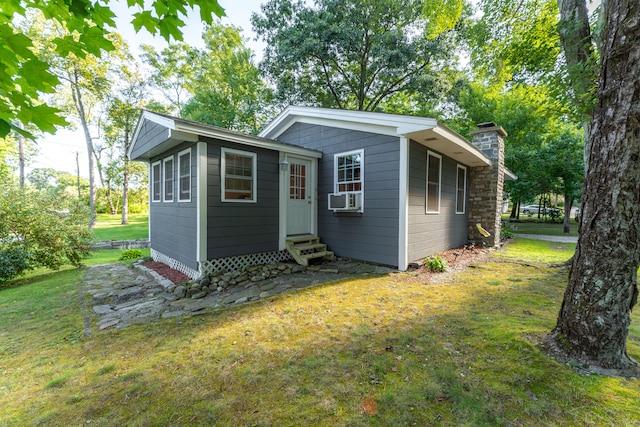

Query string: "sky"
[28, 0, 601, 179]
[29, 0, 267, 178]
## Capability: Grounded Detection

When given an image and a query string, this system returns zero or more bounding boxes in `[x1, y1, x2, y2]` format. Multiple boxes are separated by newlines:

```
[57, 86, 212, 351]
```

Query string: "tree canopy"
[252, 0, 463, 112]
[143, 23, 274, 134]
[0, 0, 224, 139]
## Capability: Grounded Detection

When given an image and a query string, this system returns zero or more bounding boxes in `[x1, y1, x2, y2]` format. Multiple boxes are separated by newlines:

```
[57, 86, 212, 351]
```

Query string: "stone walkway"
[81, 260, 393, 333]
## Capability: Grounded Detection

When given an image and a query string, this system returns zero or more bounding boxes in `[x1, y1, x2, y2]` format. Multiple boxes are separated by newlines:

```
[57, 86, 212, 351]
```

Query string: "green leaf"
[18, 59, 60, 94]
[199, 0, 226, 21]
[131, 10, 159, 35]
[0, 119, 10, 138]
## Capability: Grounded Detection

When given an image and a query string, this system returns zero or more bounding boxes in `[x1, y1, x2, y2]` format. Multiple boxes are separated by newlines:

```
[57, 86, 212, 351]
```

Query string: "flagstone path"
[80, 260, 393, 334]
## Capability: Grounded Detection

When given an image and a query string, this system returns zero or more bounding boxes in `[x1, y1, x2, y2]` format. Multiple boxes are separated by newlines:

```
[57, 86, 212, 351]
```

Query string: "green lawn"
[92, 213, 149, 241]
[1, 239, 638, 425]
[503, 215, 580, 237]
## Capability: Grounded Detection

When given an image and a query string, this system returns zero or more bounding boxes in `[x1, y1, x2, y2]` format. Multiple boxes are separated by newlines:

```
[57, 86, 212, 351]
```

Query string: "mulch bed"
[141, 243, 493, 287]
[142, 261, 190, 284]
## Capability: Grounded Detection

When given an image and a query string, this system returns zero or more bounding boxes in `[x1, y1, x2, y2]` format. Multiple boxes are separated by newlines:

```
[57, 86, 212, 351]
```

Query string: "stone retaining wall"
[91, 238, 150, 250]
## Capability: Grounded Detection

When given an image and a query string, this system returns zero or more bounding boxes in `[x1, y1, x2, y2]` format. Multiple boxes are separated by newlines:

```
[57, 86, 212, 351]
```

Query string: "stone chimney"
[467, 123, 507, 247]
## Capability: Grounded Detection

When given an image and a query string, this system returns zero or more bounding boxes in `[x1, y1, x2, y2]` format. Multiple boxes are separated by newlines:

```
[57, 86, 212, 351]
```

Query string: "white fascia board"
[177, 122, 322, 158]
[259, 106, 489, 167]
[143, 110, 177, 129]
[129, 111, 177, 159]
[260, 106, 438, 140]
[505, 168, 518, 180]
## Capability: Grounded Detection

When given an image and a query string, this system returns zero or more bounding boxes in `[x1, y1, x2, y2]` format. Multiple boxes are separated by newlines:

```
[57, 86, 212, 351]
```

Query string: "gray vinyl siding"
[204, 138, 280, 259]
[278, 123, 400, 267]
[130, 121, 169, 160]
[149, 142, 198, 270]
[407, 140, 468, 262]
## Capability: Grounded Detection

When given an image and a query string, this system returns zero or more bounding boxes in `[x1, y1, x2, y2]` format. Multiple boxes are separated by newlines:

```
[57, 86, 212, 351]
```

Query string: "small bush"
[0, 246, 33, 284]
[425, 255, 447, 272]
[119, 249, 144, 261]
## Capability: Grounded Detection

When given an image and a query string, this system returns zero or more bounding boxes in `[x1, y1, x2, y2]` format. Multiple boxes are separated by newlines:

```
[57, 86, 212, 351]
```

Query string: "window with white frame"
[456, 164, 467, 214]
[163, 156, 174, 202]
[151, 161, 161, 202]
[335, 150, 363, 192]
[178, 148, 191, 202]
[426, 151, 441, 213]
[221, 147, 257, 202]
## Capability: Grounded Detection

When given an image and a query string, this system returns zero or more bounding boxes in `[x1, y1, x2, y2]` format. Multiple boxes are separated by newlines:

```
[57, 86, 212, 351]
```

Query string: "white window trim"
[221, 147, 257, 203]
[163, 155, 175, 202]
[456, 164, 467, 214]
[334, 149, 364, 194]
[151, 161, 161, 203]
[178, 148, 192, 203]
[426, 151, 442, 214]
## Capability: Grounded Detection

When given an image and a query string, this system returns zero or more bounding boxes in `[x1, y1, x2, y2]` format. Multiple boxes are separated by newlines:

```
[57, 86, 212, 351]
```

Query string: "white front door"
[287, 157, 313, 235]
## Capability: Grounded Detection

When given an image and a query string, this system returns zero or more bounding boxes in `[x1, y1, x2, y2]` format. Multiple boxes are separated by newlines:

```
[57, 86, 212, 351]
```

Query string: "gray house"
[129, 107, 513, 279]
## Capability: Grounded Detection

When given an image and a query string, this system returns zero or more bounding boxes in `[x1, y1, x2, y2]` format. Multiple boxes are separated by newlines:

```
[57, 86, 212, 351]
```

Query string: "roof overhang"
[259, 106, 491, 167]
[129, 110, 322, 162]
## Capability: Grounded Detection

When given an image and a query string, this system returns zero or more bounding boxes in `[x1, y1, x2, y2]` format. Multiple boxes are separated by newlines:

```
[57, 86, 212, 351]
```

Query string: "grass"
[503, 215, 580, 237]
[1, 239, 639, 426]
[92, 213, 149, 241]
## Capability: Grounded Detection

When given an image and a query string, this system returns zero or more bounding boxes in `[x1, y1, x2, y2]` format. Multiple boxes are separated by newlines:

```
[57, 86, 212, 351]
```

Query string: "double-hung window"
[163, 156, 174, 202]
[335, 150, 363, 192]
[151, 161, 161, 202]
[426, 151, 441, 213]
[221, 147, 257, 202]
[456, 165, 467, 214]
[178, 148, 191, 202]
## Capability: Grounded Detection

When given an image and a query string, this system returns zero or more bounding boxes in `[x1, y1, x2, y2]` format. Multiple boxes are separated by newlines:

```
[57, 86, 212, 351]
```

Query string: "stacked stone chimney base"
[468, 125, 507, 247]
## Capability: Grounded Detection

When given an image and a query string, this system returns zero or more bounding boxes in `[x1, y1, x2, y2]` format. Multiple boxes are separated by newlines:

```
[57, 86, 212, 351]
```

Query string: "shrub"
[0, 246, 33, 284]
[425, 255, 447, 272]
[118, 249, 144, 261]
[0, 183, 92, 283]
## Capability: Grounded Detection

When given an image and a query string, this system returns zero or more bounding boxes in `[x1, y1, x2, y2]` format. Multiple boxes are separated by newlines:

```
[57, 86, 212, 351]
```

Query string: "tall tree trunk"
[557, 0, 597, 165]
[70, 68, 97, 228]
[121, 127, 130, 225]
[18, 132, 25, 188]
[93, 147, 116, 215]
[562, 197, 573, 234]
[551, 0, 640, 376]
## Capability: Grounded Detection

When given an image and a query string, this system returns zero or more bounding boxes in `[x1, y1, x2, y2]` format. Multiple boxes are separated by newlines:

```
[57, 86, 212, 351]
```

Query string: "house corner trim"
[196, 142, 207, 269]
[398, 136, 409, 271]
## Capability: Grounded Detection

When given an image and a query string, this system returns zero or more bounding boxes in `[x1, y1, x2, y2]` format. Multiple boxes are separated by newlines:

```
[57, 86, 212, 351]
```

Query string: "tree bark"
[562, 198, 573, 234]
[93, 146, 116, 215]
[552, 0, 640, 376]
[121, 127, 130, 225]
[557, 0, 595, 103]
[69, 67, 97, 228]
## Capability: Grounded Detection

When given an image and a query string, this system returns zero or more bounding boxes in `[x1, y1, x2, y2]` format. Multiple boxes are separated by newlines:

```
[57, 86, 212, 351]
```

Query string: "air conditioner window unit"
[328, 192, 362, 211]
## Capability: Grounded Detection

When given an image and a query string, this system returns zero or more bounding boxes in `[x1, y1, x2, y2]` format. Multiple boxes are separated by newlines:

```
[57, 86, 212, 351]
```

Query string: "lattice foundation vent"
[151, 249, 200, 280]
[199, 250, 293, 277]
